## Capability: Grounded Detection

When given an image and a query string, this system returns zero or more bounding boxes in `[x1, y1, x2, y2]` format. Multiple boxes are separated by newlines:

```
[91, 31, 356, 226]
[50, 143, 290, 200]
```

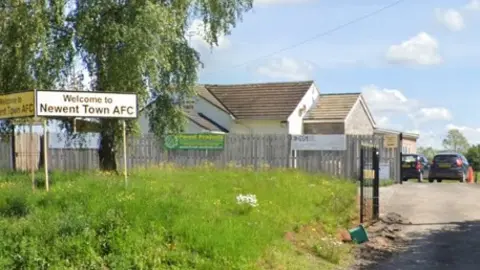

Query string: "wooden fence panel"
[50, 148, 99, 171]
[0, 133, 401, 182]
[14, 133, 40, 171]
[0, 138, 11, 170]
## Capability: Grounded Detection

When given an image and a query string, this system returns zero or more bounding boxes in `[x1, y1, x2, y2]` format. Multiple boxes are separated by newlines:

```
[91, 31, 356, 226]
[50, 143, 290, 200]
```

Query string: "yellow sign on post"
[363, 169, 376, 179]
[383, 135, 398, 148]
[0, 91, 35, 119]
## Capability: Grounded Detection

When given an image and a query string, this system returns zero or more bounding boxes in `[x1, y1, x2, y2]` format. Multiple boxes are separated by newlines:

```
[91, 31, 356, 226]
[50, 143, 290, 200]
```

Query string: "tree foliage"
[465, 145, 480, 170]
[0, 0, 73, 132]
[71, 0, 252, 170]
[0, 0, 253, 170]
[417, 146, 437, 160]
[442, 129, 470, 153]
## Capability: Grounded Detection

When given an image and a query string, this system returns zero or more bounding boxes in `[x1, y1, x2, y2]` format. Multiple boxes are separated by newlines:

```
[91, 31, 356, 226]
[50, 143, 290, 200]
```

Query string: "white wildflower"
[321, 236, 342, 247]
[236, 193, 258, 207]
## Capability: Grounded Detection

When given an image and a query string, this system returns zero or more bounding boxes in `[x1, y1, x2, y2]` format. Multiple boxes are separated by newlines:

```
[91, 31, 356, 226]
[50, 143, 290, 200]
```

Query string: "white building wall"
[138, 95, 233, 134]
[344, 99, 374, 135]
[287, 83, 320, 135]
[138, 111, 207, 134]
[230, 120, 288, 134]
[193, 97, 232, 130]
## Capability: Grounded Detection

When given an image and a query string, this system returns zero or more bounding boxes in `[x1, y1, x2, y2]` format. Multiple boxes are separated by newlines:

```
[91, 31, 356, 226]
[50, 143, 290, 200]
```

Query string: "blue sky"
[190, 0, 480, 148]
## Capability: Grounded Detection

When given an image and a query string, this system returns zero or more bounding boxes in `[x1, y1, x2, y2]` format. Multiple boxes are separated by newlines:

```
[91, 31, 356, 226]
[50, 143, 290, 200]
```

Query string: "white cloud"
[446, 124, 480, 145]
[362, 84, 417, 113]
[362, 85, 456, 138]
[413, 107, 453, 123]
[435, 8, 465, 31]
[386, 32, 442, 66]
[187, 19, 230, 50]
[376, 116, 390, 126]
[362, 85, 419, 130]
[446, 124, 471, 131]
[373, 115, 408, 130]
[256, 57, 314, 80]
[465, 0, 480, 10]
[417, 130, 443, 148]
[254, 0, 311, 5]
[362, 85, 454, 133]
[408, 124, 480, 149]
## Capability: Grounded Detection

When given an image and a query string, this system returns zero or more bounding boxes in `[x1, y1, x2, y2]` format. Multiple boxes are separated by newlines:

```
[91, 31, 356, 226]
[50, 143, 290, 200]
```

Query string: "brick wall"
[344, 100, 374, 135]
[402, 138, 417, 153]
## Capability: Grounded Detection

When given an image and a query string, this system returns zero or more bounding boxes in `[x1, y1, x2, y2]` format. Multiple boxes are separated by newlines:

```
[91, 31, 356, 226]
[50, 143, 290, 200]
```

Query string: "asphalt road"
[370, 182, 480, 270]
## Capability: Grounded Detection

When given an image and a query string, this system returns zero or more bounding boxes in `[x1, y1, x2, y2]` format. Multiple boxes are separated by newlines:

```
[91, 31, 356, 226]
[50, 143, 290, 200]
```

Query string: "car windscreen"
[402, 155, 418, 163]
[433, 155, 458, 163]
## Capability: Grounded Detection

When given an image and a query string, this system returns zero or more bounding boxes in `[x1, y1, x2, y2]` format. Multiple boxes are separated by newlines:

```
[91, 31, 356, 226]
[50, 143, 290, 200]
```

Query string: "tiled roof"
[205, 81, 313, 120]
[194, 85, 230, 114]
[304, 93, 360, 121]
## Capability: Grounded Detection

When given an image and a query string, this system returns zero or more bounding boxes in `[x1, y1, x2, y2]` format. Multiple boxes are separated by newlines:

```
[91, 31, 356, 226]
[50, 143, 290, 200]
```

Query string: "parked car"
[428, 153, 469, 183]
[401, 154, 429, 182]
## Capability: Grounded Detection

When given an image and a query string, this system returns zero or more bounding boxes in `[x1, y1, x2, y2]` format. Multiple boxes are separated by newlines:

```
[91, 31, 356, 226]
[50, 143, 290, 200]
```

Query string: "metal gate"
[359, 144, 380, 223]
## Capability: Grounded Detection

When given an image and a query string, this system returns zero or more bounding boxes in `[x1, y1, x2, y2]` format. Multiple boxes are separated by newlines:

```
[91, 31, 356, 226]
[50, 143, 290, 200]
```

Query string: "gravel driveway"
[369, 182, 480, 270]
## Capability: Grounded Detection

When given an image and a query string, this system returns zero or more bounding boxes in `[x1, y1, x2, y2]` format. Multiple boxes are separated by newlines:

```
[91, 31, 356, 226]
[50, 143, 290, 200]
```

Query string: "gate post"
[372, 147, 380, 220]
[399, 132, 403, 184]
[359, 147, 365, 224]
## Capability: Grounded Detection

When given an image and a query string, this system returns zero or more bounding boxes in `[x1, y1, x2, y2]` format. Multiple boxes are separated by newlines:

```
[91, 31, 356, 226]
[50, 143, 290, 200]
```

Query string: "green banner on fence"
[164, 134, 225, 150]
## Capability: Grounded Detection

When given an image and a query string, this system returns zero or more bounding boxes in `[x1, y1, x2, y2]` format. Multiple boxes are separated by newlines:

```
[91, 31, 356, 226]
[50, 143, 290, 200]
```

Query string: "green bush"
[0, 196, 29, 218]
[0, 166, 357, 269]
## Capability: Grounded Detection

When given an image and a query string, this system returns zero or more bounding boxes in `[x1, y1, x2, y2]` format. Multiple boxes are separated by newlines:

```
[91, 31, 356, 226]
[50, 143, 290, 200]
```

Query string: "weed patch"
[0, 166, 357, 269]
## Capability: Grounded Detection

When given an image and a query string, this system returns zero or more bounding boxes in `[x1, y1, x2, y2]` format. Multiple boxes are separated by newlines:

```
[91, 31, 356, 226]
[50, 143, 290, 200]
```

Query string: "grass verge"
[0, 165, 357, 269]
[380, 179, 395, 187]
[360, 179, 395, 187]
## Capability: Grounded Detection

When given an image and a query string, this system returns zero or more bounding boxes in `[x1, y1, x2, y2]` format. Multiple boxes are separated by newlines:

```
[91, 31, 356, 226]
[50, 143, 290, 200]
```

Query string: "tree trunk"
[98, 129, 117, 171]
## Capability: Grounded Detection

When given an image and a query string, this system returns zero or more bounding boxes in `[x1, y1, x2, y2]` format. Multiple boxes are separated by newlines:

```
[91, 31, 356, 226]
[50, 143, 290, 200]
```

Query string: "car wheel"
[437, 179, 443, 183]
[418, 173, 423, 183]
[460, 173, 466, 183]
[402, 178, 408, 182]
[428, 178, 435, 183]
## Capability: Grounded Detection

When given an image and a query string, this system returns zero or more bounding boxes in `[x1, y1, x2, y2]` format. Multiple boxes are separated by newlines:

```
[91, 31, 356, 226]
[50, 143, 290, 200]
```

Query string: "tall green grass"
[0, 165, 356, 269]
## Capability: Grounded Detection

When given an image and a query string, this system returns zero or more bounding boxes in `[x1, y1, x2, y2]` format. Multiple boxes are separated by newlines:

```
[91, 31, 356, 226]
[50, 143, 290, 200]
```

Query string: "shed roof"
[304, 93, 361, 121]
[374, 128, 420, 139]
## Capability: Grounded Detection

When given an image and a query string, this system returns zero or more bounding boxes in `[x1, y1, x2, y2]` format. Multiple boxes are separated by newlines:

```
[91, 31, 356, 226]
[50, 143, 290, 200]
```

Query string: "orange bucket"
[467, 166, 474, 183]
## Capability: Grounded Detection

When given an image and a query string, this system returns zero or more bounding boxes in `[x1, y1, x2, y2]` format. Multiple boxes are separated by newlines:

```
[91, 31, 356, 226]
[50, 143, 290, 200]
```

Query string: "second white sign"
[291, 134, 346, 151]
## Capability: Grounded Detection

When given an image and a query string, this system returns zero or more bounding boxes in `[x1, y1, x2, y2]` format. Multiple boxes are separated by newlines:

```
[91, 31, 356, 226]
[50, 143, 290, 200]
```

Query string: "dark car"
[428, 153, 469, 183]
[401, 154, 429, 182]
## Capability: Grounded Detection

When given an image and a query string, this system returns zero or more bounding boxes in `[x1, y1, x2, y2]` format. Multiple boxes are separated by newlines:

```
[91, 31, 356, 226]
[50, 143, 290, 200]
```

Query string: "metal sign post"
[372, 147, 380, 220]
[399, 133, 403, 185]
[35, 90, 138, 189]
[123, 120, 128, 187]
[359, 143, 380, 223]
[43, 119, 49, 192]
[359, 147, 365, 224]
[30, 123, 35, 191]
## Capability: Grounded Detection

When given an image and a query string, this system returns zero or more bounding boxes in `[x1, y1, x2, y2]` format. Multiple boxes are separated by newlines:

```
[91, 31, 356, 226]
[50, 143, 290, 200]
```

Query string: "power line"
[202, 0, 407, 76]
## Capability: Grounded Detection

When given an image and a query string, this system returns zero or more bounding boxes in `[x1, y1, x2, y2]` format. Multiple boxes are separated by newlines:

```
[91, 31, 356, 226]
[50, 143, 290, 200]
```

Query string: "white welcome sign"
[36, 91, 138, 118]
